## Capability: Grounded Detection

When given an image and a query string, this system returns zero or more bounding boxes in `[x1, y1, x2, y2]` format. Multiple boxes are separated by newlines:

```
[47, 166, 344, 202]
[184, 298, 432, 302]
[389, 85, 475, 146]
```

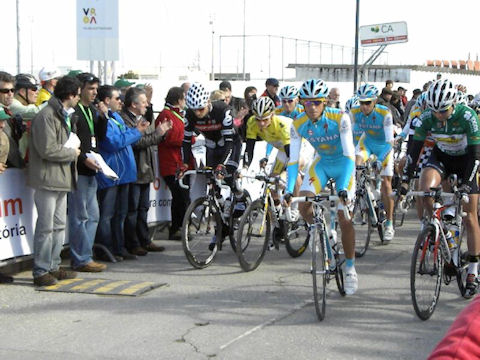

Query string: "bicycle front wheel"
[285, 217, 310, 258]
[410, 224, 443, 320]
[182, 197, 222, 269]
[352, 194, 371, 257]
[312, 228, 327, 321]
[456, 224, 468, 298]
[236, 199, 270, 272]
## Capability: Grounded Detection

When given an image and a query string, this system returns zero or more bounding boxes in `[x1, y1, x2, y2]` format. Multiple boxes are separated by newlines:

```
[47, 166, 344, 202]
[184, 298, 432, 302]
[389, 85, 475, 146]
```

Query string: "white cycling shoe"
[384, 225, 395, 242]
[345, 269, 358, 295]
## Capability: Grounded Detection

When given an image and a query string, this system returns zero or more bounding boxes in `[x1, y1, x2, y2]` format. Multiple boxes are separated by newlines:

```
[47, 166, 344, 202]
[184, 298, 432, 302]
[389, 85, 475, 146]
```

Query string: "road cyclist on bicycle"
[284, 78, 358, 295]
[401, 79, 480, 297]
[350, 84, 396, 242]
[179, 82, 246, 250]
[275, 85, 304, 120]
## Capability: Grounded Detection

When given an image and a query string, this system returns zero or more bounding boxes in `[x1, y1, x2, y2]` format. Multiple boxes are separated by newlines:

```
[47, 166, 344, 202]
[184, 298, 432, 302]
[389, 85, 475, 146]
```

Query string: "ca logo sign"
[82, 8, 97, 24]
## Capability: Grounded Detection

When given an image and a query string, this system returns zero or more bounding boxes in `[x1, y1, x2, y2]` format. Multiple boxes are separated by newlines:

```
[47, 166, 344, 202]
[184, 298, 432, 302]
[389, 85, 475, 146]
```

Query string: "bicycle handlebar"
[289, 195, 351, 221]
[178, 169, 230, 191]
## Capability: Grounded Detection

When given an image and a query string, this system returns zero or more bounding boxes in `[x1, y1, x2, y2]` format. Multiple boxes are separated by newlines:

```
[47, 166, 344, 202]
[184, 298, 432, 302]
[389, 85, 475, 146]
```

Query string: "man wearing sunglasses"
[402, 79, 480, 297]
[285, 78, 358, 295]
[350, 83, 396, 242]
[276, 85, 304, 120]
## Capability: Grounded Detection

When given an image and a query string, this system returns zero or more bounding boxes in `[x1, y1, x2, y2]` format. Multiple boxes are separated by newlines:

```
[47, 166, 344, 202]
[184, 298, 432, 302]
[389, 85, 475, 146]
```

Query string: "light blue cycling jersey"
[349, 104, 394, 162]
[286, 107, 355, 193]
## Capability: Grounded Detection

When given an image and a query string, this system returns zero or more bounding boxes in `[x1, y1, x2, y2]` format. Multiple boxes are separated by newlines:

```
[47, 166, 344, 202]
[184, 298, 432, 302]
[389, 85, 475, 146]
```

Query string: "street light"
[209, 15, 215, 81]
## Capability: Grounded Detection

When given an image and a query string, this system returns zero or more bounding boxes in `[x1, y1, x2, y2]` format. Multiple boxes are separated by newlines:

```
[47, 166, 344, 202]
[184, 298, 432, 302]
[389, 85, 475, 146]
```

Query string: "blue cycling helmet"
[279, 85, 299, 100]
[456, 90, 468, 105]
[415, 92, 427, 108]
[345, 96, 359, 113]
[298, 79, 328, 99]
[356, 84, 379, 101]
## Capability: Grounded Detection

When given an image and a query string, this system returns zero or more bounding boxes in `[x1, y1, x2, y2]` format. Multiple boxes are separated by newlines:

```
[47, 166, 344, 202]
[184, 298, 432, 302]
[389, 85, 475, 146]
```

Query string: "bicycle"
[393, 175, 418, 228]
[290, 194, 348, 321]
[409, 174, 470, 320]
[235, 172, 309, 272]
[352, 159, 385, 257]
[179, 168, 246, 269]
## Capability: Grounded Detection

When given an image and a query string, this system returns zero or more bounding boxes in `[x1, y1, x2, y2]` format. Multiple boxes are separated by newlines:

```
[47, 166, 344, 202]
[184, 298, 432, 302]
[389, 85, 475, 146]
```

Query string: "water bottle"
[444, 226, 456, 251]
[447, 224, 460, 250]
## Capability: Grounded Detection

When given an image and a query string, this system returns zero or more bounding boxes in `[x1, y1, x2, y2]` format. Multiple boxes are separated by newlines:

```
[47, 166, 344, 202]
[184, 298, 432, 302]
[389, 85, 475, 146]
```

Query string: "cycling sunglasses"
[282, 99, 294, 104]
[359, 101, 373, 106]
[303, 100, 326, 107]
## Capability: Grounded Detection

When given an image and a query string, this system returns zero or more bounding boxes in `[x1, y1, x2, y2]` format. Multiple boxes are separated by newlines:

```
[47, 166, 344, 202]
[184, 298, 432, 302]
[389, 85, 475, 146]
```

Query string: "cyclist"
[401, 79, 480, 297]
[350, 84, 396, 242]
[285, 78, 358, 295]
[276, 85, 304, 120]
[345, 96, 362, 146]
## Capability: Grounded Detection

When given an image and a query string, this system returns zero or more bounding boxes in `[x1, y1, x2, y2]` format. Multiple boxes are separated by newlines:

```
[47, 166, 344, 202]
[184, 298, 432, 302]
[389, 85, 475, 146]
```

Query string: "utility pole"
[209, 15, 215, 81]
[16, 0, 21, 74]
[242, 0, 246, 80]
[353, 0, 360, 93]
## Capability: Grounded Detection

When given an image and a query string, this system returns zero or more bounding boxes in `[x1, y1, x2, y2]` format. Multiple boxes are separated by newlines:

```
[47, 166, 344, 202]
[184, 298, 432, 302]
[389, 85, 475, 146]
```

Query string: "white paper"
[63, 132, 81, 149]
[86, 151, 119, 180]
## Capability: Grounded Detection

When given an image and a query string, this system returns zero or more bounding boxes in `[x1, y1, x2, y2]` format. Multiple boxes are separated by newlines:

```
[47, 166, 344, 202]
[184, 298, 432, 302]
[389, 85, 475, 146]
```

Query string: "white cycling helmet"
[298, 79, 328, 99]
[252, 97, 275, 120]
[186, 83, 210, 110]
[279, 85, 298, 100]
[345, 96, 359, 113]
[426, 79, 456, 112]
[415, 92, 427, 109]
[456, 90, 468, 105]
[356, 84, 379, 101]
[38, 67, 61, 82]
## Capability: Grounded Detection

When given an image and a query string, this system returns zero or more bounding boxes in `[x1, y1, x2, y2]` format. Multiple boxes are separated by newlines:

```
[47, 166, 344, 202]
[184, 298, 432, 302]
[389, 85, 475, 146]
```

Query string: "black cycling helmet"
[14, 73, 39, 91]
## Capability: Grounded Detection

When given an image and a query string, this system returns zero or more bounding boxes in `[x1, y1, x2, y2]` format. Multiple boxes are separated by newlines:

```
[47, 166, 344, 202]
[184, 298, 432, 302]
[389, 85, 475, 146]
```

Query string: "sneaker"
[73, 261, 107, 272]
[33, 273, 57, 287]
[465, 273, 478, 298]
[345, 270, 358, 295]
[384, 225, 395, 242]
[50, 268, 77, 280]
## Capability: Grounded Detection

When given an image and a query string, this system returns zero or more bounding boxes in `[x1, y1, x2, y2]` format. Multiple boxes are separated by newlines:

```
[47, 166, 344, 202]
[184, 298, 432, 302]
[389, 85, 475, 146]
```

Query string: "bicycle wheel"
[410, 224, 443, 320]
[352, 194, 371, 257]
[334, 252, 346, 297]
[285, 217, 310, 258]
[236, 199, 270, 272]
[182, 196, 222, 269]
[312, 228, 327, 321]
[456, 224, 468, 297]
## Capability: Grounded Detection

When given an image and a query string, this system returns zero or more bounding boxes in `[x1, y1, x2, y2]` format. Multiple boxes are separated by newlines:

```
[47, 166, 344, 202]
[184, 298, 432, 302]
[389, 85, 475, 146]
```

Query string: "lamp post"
[209, 15, 215, 81]
[353, 0, 360, 93]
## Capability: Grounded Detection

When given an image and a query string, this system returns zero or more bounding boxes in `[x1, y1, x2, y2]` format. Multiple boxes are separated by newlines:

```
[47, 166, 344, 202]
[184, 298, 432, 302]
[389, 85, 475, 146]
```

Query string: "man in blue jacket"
[95, 85, 149, 262]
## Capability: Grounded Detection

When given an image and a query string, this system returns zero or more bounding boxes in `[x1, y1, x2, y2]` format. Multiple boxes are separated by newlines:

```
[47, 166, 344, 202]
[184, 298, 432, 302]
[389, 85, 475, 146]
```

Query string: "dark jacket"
[121, 109, 164, 184]
[73, 102, 108, 176]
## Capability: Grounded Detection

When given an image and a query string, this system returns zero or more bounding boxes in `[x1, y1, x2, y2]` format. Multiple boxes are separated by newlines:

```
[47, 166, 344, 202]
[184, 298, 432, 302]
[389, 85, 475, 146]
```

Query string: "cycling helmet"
[426, 79, 456, 112]
[415, 92, 427, 108]
[252, 97, 275, 120]
[298, 79, 328, 99]
[345, 96, 359, 113]
[38, 67, 61, 82]
[279, 85, 298, 100]
[356, 84, 378, 101]
[186, 83, 210, 110]
[14, 73, 39, 90]
[456, 90, 468, 105]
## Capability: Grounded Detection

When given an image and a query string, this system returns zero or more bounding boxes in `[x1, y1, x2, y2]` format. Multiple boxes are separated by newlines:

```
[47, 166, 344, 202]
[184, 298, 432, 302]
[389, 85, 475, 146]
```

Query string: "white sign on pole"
[76, 0, 119, 61]
[359, 21, 408, 47]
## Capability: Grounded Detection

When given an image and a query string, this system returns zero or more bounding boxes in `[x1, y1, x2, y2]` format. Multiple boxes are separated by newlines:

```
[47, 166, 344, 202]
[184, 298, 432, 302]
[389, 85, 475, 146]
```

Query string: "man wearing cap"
[0, 107, 12, 283]
[114, 78, 135, 101]
[36, 67, 61, 106]
[262, 78, 281, 107]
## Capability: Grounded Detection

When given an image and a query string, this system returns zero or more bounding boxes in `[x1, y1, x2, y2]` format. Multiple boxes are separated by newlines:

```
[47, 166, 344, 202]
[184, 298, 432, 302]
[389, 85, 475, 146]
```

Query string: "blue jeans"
[125, 183, 150, 249]
[96, 184, 129, 255]
[33, 189, 67, 278]
[68, 175, 100, 268]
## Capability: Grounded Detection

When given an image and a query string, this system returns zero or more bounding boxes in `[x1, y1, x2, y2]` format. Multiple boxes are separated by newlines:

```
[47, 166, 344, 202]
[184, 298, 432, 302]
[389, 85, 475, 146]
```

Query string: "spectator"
[0, 107, 13, 283]
[28, 76, 82, 286]
[10, 73, 44, 160]
[436, 73, 442, 80]
[397, 86, 408, 107]
[219, 80, 242, 115]
[95, 85, 149, 261]
[377, 87, 402, 126]
[121, 87, 172, 255]
[36, 67, 61, 106]
[0, 71, 25, 169]
[240, 86, 258, 141]
[68, 73, 108, 270]
[155, 87, 191, 240]
[390, 91, 405, 126]
[210, 90, 227, 103]
[404, 88, 422, 120]
[385, 79, 394, 90]
[327, 87, 341, 109]
[114, 78, 135, 101]
[262, 78, 280, 107]
[180, 82, 191, 97]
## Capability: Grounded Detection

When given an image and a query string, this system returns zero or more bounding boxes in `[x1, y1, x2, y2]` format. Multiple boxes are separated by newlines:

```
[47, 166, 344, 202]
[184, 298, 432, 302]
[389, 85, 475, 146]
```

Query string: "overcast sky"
[3, 0, 480, 79]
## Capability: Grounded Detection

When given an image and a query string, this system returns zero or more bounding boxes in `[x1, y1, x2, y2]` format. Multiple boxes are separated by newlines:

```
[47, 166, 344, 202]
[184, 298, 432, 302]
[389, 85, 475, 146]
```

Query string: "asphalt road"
[0, 211, 471, 360]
